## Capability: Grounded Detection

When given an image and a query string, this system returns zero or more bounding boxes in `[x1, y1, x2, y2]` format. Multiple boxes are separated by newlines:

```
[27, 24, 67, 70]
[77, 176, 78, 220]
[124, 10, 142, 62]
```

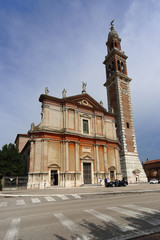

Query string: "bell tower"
[103, 21, 147, 183]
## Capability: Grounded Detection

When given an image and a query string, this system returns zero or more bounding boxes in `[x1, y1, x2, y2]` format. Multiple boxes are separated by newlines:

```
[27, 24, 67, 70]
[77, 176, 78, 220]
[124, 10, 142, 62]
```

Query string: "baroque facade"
[16, 90, 121, 188]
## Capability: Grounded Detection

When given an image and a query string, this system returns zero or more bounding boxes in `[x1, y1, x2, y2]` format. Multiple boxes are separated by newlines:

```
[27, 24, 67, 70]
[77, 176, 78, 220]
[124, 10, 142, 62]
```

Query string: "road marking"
[54, 213, 90, 240]
[107, 206, 160, 226]
[124, 204, 160, 214]
[31, 198, 41, 204]
[44, 196, 56, 202]
[0, 202, 7, 207]
[4, 218, 21, 240]
[107, 206, 142, 218]
[84, 209, 136, 232]
[16, 199, 25, 206]
[56, 194, 69, 200]
[72, 194, 81, 199]
[71, 194, 81, 199]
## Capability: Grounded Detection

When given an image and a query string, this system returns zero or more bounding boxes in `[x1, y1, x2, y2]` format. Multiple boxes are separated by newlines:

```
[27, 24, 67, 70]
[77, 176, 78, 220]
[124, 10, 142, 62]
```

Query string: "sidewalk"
[0, 183, 160, 197]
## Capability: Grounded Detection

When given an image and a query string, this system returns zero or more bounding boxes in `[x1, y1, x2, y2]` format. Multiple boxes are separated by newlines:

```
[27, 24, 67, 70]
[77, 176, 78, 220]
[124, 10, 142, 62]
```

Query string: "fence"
[2, 176, 28, 189]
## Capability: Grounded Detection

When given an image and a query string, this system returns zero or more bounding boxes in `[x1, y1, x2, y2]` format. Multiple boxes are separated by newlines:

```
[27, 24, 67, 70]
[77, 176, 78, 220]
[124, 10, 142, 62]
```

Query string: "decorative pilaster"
[65, 140, 69, 172]
[96, 144, 99, 172]
[94, 114, 97, 135]
[75, 142, 80, 172]
[29, 140, 35, 172]
[74, 110, 78, 131]
[41, 139, 48, 172]
[102, 116, 105, 136]
[103, 145, 108, 171]
[63, 107, 68, 129]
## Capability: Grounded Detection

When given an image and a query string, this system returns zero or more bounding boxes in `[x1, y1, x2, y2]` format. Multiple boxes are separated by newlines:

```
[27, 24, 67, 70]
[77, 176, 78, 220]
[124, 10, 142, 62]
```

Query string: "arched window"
[114, 40, 117, 48]
[111, 61, 115, 72]
[111, 42, 113, 49]
[108, 64, 111, 77]
[121, 62, 124, 73]
[117, 60, 121, 72]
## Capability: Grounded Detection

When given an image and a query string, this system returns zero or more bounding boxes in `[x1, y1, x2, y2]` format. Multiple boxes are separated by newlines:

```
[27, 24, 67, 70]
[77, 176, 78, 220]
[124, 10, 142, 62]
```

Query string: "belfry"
[103, 21, 147, 183]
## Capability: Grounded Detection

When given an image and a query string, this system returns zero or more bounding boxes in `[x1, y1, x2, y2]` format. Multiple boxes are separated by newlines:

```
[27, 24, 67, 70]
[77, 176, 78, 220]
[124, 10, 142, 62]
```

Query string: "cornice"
[103, 48, 128, 65]
[104, 72, 131, 87]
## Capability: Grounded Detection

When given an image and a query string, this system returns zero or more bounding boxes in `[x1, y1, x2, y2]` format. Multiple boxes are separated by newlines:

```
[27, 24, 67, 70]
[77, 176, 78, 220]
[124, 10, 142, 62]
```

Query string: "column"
[75, 142, 80, 172]
[102, 116, 105, 136]
[42, 139, 48, 172]
[94, 114, 97, 135]
[74, 110, 78, 131]
[96, 144, 99, 172]
[65, 141, 69, 172]
[112, 120, 117, 140]
[103, 145, 108, 172]
[63, 107, 68, 129]
[29, 140, 35, 172]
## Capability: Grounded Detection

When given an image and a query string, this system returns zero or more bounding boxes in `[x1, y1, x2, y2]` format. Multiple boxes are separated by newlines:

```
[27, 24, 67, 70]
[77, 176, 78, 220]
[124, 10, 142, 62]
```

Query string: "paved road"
[0, 191, 160, 240]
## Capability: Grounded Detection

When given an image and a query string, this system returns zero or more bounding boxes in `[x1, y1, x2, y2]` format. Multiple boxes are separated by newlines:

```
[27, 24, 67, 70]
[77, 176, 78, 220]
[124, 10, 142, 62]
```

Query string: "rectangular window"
[83, 119, 89, 134]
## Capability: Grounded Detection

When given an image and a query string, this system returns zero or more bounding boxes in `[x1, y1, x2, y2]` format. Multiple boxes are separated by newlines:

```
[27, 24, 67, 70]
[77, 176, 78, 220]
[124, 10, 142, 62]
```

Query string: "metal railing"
[2, 176, 28, 189]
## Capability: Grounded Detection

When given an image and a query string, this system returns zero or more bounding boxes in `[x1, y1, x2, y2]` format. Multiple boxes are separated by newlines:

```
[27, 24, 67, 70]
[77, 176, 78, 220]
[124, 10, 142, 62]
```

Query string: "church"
[15, 22, 147, 189]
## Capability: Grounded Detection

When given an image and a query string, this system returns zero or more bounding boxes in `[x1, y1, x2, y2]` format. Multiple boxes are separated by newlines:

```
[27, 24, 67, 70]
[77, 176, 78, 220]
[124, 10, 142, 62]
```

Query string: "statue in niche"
[31, 123, 35, 131]
[62, 89, 67, 98]
[82, 82, 87, 93]
[45, 87, 49, 95]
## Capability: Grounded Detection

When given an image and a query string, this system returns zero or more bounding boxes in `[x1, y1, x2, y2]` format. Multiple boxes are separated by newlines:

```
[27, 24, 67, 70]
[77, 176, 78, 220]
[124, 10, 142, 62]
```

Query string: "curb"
[0, 189, 160, 198]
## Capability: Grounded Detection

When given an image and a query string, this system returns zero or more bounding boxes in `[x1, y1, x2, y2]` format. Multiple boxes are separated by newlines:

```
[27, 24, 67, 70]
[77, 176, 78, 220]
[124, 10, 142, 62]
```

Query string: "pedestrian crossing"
[0, 194, 82, 208]
[3, 204, 160, 240]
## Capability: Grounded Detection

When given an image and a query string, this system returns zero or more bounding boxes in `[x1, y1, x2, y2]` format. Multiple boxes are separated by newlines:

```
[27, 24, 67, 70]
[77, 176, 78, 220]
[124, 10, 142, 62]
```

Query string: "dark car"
[105, 179, 128, 187]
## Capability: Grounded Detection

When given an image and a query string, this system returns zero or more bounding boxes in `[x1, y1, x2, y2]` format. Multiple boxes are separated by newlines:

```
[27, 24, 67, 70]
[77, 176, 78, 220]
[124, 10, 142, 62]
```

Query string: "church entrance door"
[51, 170, 58, 186]
[83, 163, 91, 184]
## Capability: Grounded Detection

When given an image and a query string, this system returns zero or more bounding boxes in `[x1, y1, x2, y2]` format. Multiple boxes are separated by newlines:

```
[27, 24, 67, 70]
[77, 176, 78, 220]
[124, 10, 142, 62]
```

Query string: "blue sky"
[0, 0, 160, 162]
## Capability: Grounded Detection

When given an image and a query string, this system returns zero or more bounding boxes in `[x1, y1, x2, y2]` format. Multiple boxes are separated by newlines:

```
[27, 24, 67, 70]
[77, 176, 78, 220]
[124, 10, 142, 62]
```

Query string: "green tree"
[0, 143, 24, 176]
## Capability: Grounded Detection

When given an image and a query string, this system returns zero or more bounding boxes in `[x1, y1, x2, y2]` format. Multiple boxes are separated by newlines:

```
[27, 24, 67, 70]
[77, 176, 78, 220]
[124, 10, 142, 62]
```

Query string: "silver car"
[150, 179, 158, 184]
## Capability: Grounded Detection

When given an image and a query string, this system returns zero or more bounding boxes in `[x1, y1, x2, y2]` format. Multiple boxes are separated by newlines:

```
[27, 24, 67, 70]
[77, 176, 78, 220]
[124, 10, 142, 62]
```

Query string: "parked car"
[105, 179, 128, 187]
[150, 179, 158, 184]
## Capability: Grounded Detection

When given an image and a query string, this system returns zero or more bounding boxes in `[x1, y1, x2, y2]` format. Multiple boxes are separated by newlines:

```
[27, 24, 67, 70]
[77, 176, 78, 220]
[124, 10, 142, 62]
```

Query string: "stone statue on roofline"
[100, 101, 103, 106]
[45, 87, 49, 95]
[30, 123, 35, 131]
[62, 89, 67, 98]
[82, 82, 87, 93]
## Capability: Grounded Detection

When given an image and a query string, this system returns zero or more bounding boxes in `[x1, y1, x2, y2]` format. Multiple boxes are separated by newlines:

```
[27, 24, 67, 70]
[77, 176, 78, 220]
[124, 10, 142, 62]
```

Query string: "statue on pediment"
[82, 82, 87, 93]
[62, 89, 67, 98]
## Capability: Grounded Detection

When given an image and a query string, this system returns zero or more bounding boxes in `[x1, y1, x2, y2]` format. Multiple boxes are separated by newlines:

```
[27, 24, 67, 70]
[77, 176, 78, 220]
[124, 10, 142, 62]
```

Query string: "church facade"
[15, 22, 147, 188]
[16, 89, 121, 189]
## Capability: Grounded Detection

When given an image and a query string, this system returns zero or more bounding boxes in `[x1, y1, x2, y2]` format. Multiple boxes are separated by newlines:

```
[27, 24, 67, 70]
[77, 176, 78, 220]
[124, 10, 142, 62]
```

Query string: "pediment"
[39, 93, 110, 114]
[48, 164, 60, 168]
[80, 155, 94, 161]
[108, 166, 116, 171]
[66, 93, 107, 112]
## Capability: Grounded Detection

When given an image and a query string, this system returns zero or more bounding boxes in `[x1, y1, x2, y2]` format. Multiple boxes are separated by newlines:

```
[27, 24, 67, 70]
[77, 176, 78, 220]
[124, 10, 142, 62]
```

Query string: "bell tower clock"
[103, 21, 147, 183]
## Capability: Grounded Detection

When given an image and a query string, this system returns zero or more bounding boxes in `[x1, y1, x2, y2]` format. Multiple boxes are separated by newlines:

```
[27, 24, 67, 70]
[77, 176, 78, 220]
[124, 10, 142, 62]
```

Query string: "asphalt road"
[0, 192, 160, 240]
